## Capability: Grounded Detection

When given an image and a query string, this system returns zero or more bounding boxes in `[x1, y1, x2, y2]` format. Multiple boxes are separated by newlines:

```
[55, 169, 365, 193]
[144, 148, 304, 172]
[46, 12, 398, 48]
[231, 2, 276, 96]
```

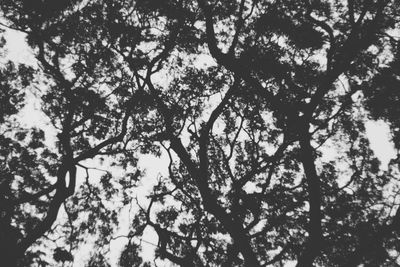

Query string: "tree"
[1, 0, 400, 266]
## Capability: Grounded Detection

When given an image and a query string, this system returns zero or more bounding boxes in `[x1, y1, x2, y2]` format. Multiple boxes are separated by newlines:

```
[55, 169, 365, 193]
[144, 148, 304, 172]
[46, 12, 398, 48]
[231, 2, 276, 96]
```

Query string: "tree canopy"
[1, 0, 400, 266]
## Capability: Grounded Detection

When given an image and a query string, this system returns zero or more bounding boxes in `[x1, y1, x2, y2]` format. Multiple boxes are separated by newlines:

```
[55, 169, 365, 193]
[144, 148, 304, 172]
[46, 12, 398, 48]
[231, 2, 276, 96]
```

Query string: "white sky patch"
[365, 120, 396, 170]
[2, 27, 36, 65]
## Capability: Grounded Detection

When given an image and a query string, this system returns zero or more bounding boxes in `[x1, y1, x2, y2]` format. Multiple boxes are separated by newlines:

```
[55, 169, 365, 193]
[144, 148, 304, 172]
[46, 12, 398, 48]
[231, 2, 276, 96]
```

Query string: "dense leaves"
[1, 0, 400, 266]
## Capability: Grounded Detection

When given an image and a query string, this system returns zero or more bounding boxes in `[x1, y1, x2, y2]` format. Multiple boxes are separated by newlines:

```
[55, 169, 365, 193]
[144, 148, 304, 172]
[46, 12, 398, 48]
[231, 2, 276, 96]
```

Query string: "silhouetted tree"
[1, 0, 400, 266]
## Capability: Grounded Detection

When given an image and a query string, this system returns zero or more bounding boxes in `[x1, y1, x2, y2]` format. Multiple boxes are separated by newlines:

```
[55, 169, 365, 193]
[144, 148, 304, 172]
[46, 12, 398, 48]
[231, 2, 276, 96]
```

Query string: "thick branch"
[17, 165, 77, 255]
[296, 129, 322, 267]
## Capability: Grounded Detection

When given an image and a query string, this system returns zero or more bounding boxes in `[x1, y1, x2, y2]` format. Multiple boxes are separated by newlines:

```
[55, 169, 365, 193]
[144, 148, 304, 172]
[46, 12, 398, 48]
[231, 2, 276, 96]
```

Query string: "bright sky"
[365, 120, 397, 168]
